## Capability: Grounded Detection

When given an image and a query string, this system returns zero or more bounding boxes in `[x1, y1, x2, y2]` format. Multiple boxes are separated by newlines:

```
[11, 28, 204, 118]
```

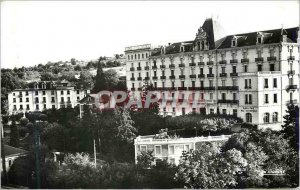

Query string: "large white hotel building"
[125, 18, 299, 130]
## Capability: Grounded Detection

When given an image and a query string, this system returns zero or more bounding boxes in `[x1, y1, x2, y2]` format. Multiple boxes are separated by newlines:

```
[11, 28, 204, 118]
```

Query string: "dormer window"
[257, 37, 262, 44]
[256, 32, 264, 44]
[180, 46, 184, 52]
[161, 46, 165, 54]
[232, 37, 237, 47]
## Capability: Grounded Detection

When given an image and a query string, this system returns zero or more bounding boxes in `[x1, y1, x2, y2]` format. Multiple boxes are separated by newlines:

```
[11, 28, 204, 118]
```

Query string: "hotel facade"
[125, 18, 300, 130]
[7, 80, 90, 115]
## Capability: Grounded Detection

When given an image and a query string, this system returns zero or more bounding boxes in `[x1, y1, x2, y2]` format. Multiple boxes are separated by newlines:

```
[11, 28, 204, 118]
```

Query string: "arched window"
[264, 113, 270, 123]
[272, 112, 278, 122]
[8, 160, 12, 166]
[246, 113, 252, 123]
[197, 41, 201, 50]
[131, 55, 133, 60]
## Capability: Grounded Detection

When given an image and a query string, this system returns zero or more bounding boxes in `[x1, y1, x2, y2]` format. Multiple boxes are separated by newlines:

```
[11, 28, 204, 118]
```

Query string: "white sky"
[1, 1, 299, 69]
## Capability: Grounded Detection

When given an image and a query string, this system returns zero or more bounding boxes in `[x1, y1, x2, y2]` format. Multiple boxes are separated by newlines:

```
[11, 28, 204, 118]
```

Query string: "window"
[51, 90, 55, 95]
[77, 90, 80, 94]
[35, 97, 39, 103]
[154, 82, 157, 88]
[67, 90, 70, 95]
[232, 66, 236, 73]
[274, 94, 277, 103]
[61, 91, 64, 95]
[257, 37, 262, 44]
[18, 98, 22, 103]
[264, 79, 269, 88]
[192, 81, 195, 88]
[264, 113, 270, 123]
[35, 91, 38, 95]
[67, 97, 71, 102]
[13, 105, 17, 110]
[43, 91, 45, 95]
[52, 105, 55, 109]
[233, 93, 237, 100]
[210, 109, 214, 114]
[13, 93, 15, 96]
[272, 112, 278, 122]
[155, 145, 162, 155]
[154, 71, 157, 76]
[20, 105, 23, 110]
[273, 78, 277, 88]
[246, 113, 252, 123]
[270, 64, 275, 71]
[181, 81, 185, 87]
[43, 97, 46, 103]
[169, 158, 175, 165]
[244, 65, 248, 72]
[169, 145, 175, 155]
[209, 80, 213, 87]
[200, 68, 204, 74]
[265, 94, 269, 103]
[140, 145, 147, 152]
[201, 93, 204, 100]
[36, 104, 39, 110]
[232, 39, 236, 47]
[245, 94, 252, 104]
[182, 108, 186, 115]
[245, 79, 251, 89]
[26, 98, 29, 102]
[201, 81, 204, 87]
[61, 97, 64, 102]
[209, 67, 213, 74]
[258, 64, 262, 71]
[222, 80, 225, 87]
[26, 104, 30, 110]
[233, 109, 237, 117]
[44, 104, 46, 109]
[19, 92, 22, 96]
[222, 93, 226, 100]
[184, 145, 190, 152]
[233, 79, 237, 87]
[171, 70, 174, 76]
[222, 109, 227, 115]
[26, 91, 29, 96]
[132, 83, 135, 88]
[162, 82, 165, 88]
[172, 82, 175, 88]
[51, 97, 55, 102]
[13, 98, 16, 103]
[210, 93, 213, 100]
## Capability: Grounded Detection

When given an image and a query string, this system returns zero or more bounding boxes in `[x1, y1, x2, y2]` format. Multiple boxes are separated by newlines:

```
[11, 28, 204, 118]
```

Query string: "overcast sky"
[1, 1, 299, 69]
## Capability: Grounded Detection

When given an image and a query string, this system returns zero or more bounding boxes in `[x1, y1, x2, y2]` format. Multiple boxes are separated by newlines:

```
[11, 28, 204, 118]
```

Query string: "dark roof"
[78, 94, 96, 104]
[24, 80, 76, 90]
[4, 145, 28, 157]
[201, 18, 216, 50]
[217, 27, 298, 49]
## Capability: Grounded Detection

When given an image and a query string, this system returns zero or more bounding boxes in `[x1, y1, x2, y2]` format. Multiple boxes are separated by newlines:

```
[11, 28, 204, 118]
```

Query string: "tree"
[77, 70, 93, 89]
[93, 59, 106, 92]
[40, 72, 58, 81]
[281, 104, 299, 151]
[137, 150, 154, 169]
[10, 119, 19, 147]
[71, 58, 76, 65]
[103, 69, 119, 90]
[114, 108, 136, 142]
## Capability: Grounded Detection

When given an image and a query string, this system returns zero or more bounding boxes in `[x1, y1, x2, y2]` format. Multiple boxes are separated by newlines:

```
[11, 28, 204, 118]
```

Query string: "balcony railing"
[160, 65, 166, 69]
[131, 88, 135, 91]
[152, 66, 157, 69]
[144, 77, 150, 80]
[60, 101, 65, 104]
[190, 74, 197, 79]
[144, 66, 149, 70]
[178, 87, 187, 90]
[160, 76, 166, 80]
[137, 67, 142, 71]
[241, 59, 249, 63]
[286, 85, 297, 91]
[207, 74, 214, 78]
[137, 77, 142, 81]
[179, 63, 185, 68]
[218, 86, 238, 91]
[230, 59, 238, 64]
[218, 100, 239, 104]
[130, 67, 135, 71]
[286, 99, 298, 105]
[198, 62, 205, 66]
[152, 76, 158, 80]
[267, 56, 277, 61]
[219, 60, 227, 65]
[189, 63, 196, 66]
[137, 87, 142, 91]
[204, 87, 216, 90]
[51, 100, 55, 103]
[169, 64, 175, 69]
[207, 61, 214, 65]
[219, 73, 227, 77]
[255, 57, 264, 62]
[288, 70, 295, 75]
[179, 75, 185, 79]
[130, 77, 135, 81]
[169, 75, 175, 79]
[288, 56, 295, 61]
[245, 86, 252, 89]
[198, 74, 205, 78]
[230, 73, 238, 77]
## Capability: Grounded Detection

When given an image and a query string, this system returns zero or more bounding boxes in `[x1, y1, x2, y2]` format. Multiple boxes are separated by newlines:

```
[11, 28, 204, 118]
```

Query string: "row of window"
[127, 53, 149, 61]
[13, 103, 73, 111]
[12, 96, 80, 103]
[13, 90, 82, 96]
[161, 107, 238, 117]
[139, 144, 190, 156]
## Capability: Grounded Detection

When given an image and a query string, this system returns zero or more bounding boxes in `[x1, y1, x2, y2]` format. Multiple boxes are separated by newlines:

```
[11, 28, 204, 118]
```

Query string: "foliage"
[136, 150, 154, 169]
[9, 120, 19, 147]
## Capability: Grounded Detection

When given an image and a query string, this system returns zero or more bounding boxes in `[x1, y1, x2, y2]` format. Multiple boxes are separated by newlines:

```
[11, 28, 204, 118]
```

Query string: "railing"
[152, 66, 157, 69]
[204, 87, 215, 90]
[144, 66, 150, 70]
[179, 63, 185, 68]
[207, 61, 214, 65]
[190, 74, 197, 79]
[169, 64, 175, 69]
[169, 75, 175, 79]
[160, 76, 166, 80]
[255, 57, 264, 62]
[288, 56, 295, 61]
[207, 74, 214, 78]
[179, 75, 185, 79]
[219, 60, 227, 64]
[130, 67, 135, 71]
[198, 74, 205, 78]
[131, 88, 135, 91]
[137, 67, 142, 71]
[130, 77, 135, 81]
[152, 76, 158, 80]
[137, 77, 142, 81]
[286, 85, 297, 91]
[245, 86, 252, 89]
[51, 100, 55, 103]
[286, 99, 298, 105]
[230, 73, 238, 77]
[288, 70, 295, 75]
[219, 73, 227, 77]
[60, 101, 65, 104]
[198, 62, 205, 66]
[218, 86, 238, 91]
[267, 56, 277, 61]
[160, 65, 166, 69]
[189, 63, 196, 66]
[241, 59, 249, 63]
[144, 77, 150, 80]
[218, 100, 239, 104]
[230, 59, 238, 64]
[178, 87, 187, 90]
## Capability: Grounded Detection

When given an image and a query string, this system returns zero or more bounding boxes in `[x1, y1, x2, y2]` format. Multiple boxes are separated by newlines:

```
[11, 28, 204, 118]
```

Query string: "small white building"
[0, 145, 28, 173]
[134, 134, 230, 165]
